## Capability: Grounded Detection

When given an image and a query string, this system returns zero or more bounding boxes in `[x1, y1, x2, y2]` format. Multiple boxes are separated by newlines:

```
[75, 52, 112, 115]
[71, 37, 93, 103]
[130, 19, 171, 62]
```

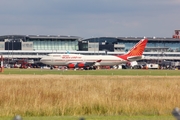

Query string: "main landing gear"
[84, 66, 97, 70]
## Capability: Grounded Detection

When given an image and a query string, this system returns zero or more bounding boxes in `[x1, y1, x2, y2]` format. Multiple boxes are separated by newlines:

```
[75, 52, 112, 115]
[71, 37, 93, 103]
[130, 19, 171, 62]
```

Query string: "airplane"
[40, 38, 148, 70]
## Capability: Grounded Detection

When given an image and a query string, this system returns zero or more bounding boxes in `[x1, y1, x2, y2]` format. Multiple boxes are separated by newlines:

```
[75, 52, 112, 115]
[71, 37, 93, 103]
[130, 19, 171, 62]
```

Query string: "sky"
[0, 0, 180, 39]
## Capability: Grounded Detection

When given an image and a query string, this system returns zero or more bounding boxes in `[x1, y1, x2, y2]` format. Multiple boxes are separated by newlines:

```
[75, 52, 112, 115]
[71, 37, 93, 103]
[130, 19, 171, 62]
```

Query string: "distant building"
[0, 30, 180, 63]
[0, 35, 81, 51]
[79, 37, 180, 53]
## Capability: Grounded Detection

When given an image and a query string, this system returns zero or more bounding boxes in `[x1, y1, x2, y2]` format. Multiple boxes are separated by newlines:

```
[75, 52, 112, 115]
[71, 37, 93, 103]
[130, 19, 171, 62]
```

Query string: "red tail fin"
[125, 38, 148, 56]
[118, 38, 148, 61]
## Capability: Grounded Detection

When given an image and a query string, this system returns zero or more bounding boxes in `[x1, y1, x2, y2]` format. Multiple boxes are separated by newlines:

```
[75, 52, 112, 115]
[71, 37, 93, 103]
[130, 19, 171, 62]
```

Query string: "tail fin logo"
[126, 38, 148, 56]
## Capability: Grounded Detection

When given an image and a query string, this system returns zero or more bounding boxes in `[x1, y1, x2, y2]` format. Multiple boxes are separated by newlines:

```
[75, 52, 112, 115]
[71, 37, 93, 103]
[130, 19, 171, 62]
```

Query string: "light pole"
[12, 39, 13, 61]
[98, 37, 99, 55]
[94, 40, 95, 55]
[8, 40, 9, 67]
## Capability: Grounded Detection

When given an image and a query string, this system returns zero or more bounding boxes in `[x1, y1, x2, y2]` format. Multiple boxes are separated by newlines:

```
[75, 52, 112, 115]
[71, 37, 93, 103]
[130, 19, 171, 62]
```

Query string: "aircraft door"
[82, 56, 86, 62]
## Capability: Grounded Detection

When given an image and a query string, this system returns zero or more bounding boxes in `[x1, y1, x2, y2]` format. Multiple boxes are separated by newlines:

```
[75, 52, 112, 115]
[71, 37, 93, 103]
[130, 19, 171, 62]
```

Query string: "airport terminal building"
[0, 30, 180, 67]
[0, 35, 80, 51]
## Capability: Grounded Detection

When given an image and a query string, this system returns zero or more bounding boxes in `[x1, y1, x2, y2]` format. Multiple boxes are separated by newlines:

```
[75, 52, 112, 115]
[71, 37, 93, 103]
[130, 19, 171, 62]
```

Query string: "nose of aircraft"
[40, 57, 46, 64]
[40, 58, 43, 62]
[40, 59, 42, 62]
[40, 57, 53, 65]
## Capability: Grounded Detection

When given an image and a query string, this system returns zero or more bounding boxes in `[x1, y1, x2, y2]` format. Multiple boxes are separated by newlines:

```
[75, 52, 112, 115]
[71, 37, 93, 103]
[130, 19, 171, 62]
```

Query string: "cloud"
[0, 0, 179, 38]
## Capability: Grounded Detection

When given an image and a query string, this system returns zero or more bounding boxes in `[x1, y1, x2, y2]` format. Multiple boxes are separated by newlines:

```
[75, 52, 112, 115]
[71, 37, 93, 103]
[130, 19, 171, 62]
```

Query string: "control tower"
[173, 30, 180, 39]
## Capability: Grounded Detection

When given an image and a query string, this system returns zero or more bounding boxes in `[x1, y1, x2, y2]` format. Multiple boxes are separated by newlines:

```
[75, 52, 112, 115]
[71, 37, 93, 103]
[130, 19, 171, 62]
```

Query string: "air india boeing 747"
[40, 38, 148, 70]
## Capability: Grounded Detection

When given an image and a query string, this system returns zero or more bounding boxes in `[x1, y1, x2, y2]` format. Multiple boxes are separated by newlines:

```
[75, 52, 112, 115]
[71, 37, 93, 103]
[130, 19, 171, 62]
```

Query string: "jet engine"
[67, 63, 75, 68]
[67, 63, 86, 68]
[77, 63, 85, 68]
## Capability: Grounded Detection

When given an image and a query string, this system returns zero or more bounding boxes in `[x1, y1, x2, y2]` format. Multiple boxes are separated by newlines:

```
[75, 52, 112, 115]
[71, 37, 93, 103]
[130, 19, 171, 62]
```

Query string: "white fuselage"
[40, 54, 127, 66]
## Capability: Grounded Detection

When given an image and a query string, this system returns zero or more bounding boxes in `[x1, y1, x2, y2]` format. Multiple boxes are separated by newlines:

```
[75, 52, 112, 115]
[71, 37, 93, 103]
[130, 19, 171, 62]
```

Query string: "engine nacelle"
[67, 63, 75, 68]
[68, 63, 87, 68]
[77, 63, 85, 68]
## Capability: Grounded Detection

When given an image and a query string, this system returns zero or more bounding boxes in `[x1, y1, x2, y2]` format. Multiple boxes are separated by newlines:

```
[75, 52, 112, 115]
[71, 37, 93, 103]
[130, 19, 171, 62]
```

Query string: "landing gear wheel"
[93, 66, 96, 70]
[50, 66, 53, 70]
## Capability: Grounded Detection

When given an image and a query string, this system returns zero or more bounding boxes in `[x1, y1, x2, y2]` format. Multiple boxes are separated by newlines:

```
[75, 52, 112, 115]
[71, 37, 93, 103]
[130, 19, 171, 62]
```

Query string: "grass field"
[1, 68, 180, 76]
[0, 115, 175, 120]
[0, 69, 180, 120]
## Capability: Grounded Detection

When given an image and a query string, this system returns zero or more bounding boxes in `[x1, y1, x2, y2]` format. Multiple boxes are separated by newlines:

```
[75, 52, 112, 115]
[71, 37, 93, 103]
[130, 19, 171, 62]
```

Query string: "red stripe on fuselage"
[53, 60, 123, 62]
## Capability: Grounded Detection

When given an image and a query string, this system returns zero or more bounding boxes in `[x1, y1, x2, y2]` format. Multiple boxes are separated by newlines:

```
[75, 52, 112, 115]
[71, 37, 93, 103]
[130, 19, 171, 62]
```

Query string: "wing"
[66, 59, 101, 68]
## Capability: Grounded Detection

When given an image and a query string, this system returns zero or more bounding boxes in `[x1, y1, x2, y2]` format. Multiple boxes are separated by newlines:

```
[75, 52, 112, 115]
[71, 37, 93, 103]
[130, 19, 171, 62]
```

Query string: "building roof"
[83, 37, 180, 42]
[0, 35, 82, 42]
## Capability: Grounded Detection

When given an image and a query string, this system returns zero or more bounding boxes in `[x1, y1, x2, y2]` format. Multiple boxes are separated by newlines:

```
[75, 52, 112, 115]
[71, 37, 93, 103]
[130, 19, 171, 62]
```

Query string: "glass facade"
[27, 39, 78, 51]
[82, 37, 180, 53]
[119, 41, 180, 52]
[1, 35, 180, 53]
[123, 42, 136, 52]
[144, 41, 180, 52]
[0, 35, 81, 51]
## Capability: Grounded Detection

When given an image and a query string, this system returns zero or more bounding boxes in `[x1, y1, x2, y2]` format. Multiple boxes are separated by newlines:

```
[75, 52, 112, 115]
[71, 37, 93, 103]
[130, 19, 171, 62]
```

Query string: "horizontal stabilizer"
[127, 56, 142, 61]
